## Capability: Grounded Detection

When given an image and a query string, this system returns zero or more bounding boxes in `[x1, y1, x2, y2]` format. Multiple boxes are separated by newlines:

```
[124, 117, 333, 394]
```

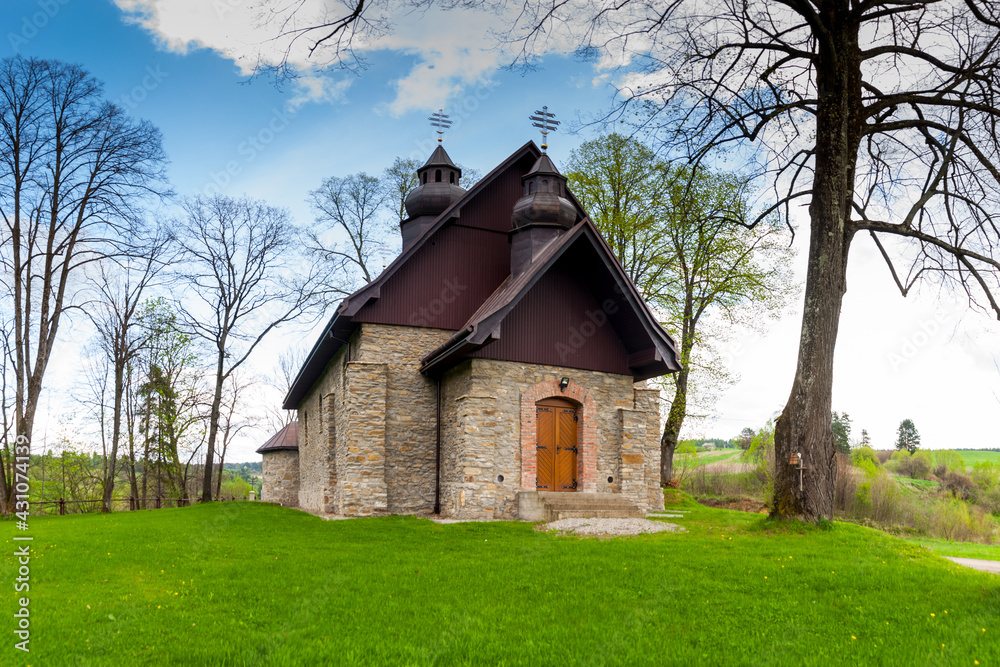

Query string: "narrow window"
[528, 181, 535, 194]
[449, 171, 455, 184]
[422, 172, 427, 184]
[435, 169, 442, 182]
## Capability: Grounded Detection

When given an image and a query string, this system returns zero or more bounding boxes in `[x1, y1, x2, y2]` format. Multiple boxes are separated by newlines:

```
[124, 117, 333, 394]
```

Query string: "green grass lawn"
[905, 536, 1000, 562]
[3, 498, 999, 666]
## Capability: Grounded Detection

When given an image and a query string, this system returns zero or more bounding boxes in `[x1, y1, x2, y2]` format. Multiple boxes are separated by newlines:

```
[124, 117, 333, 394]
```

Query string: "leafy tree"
[737, 427, 756, 451]
[895, 419, 921, 453]
[860, 429, 871, 448]
[831, 412, 852, 455]
[566, 134, 793, 484]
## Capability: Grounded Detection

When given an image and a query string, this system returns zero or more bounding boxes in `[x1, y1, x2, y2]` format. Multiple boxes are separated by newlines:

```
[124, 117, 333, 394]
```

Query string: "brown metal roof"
[420, 218, 682, 381]
[282, 142, 544, 410]
[256, 422, 299, 453]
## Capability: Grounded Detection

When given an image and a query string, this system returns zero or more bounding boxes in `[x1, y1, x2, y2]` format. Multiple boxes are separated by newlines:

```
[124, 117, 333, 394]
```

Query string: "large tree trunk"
[659, 365, 689, 485]
[201, 348, 226, 502]
[660, 297, 695, 486]
[772, 8, 861, 520]
[102, 360, 125, 512]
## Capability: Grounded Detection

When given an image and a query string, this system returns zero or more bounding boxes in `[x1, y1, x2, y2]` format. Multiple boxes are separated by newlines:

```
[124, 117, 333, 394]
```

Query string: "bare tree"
[307, 172, 396, 294]
[214, 370, 258, 498]
[0, 56, 167, 510]
[87, 229, 170, 511]
[172, 194, 325, 502]
[384, 157, 422, 226]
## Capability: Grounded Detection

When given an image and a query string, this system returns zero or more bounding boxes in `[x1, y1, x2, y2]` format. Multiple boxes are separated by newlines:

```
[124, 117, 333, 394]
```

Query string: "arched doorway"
[535, 397, 579, 491]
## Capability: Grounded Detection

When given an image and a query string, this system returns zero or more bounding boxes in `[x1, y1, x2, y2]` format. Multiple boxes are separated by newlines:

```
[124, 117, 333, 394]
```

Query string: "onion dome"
[404, 145, 466, 218]
[510, 154, 577, 229]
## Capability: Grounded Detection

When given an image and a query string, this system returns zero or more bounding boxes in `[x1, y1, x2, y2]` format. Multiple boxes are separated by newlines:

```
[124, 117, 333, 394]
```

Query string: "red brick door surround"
[520, 380, 598, 492]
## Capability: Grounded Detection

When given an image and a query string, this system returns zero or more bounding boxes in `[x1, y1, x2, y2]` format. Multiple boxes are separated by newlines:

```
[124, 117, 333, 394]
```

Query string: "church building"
[258, 136, 681, 520]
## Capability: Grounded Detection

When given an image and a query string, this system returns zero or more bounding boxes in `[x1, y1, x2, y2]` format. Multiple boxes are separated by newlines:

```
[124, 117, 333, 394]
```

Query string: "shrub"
[920, 497, 997, 543]
[941, 471, 975, 500]
[934, 450, 966, 476]
[850, 446, 880, 468]
[971, 461, 999, 490]
[888, 450, 932, 479]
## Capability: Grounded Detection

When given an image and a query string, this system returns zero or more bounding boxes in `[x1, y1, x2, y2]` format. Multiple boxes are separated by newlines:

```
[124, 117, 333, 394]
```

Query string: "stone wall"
[261, 450, 300, 507]
[440, 358, 661, 519]
[353, 324, 454, 514]
[296, 341, 347, 514]
[297, 323, 453, 516]
[296, 324, 662, 519]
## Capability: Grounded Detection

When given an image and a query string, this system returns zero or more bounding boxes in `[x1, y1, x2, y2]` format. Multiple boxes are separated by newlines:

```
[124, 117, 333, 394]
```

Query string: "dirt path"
[945, 557, 1000, 574]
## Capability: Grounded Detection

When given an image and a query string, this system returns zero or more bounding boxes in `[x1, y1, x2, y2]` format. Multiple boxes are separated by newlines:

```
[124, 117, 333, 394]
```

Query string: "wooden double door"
[536, 397, 578, 491]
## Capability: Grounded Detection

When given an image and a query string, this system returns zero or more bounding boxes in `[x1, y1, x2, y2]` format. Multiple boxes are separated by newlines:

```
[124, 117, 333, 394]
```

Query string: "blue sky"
[4, 0, 999, 460]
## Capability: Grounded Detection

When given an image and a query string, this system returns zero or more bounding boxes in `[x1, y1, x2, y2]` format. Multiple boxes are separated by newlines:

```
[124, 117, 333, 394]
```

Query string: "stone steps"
[519, 491, 644, 521]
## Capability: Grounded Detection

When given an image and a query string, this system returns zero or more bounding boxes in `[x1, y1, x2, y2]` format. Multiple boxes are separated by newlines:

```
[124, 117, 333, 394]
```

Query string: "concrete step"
[552, 508, 644, 520]
[517, 491, 645, 521]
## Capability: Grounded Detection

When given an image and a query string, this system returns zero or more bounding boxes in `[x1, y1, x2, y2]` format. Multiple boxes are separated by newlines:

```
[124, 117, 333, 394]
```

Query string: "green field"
[3, 499, 999, 666]
[951, 450, 1000, 470]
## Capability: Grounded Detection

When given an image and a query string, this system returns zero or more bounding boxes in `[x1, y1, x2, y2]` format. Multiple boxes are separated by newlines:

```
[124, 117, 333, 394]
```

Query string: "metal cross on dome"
[428, 109, 452, 142]
[530, 106, 559, 152]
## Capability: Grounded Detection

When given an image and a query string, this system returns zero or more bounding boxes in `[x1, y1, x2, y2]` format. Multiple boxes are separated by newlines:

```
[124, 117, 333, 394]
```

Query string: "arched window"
[528, 181, 535, 194]
[449, 171, 455, 184]
[542, 179, 548, 191]
[435, 169, 442, 182]
[422, 172, 427, 184]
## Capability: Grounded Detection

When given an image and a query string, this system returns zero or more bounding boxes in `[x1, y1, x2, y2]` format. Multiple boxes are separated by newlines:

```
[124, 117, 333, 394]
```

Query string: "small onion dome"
[511, 154, 576, 229]
[404, 145, 466, 218]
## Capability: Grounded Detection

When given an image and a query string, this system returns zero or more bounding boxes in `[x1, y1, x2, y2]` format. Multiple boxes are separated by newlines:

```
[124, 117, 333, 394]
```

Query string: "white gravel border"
[542, 517, 686, 537]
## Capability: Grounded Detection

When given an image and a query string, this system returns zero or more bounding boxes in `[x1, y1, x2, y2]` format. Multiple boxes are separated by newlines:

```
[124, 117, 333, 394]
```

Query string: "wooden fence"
[31, 495, 256, 516]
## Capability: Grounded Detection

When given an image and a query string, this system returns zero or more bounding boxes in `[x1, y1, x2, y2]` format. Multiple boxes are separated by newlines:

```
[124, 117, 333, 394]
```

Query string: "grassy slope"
[2, 499, 998, 666]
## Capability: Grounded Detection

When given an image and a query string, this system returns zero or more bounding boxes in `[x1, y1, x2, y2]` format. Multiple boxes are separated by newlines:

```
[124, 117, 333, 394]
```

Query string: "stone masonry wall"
[297, 340, 348, 514]
[440, 358, 661, 519]
[297, 323, 453, 516]
[352, 324, 455, 515]
[261, 450, 300, 507]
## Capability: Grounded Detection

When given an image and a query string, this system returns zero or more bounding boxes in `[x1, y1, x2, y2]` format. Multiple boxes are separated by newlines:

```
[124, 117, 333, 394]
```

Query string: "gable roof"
[420, 218, 682, 381]
[283, 142, 544, 409]
[256, 422, 299, 453]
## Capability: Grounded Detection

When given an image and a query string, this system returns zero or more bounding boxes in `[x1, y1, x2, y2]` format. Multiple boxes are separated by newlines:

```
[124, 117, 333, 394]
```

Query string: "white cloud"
[111, 1, 531, 114]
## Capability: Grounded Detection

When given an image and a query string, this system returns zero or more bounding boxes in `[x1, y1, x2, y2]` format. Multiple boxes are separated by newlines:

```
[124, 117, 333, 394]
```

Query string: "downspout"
[434, 378, 442, 515]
